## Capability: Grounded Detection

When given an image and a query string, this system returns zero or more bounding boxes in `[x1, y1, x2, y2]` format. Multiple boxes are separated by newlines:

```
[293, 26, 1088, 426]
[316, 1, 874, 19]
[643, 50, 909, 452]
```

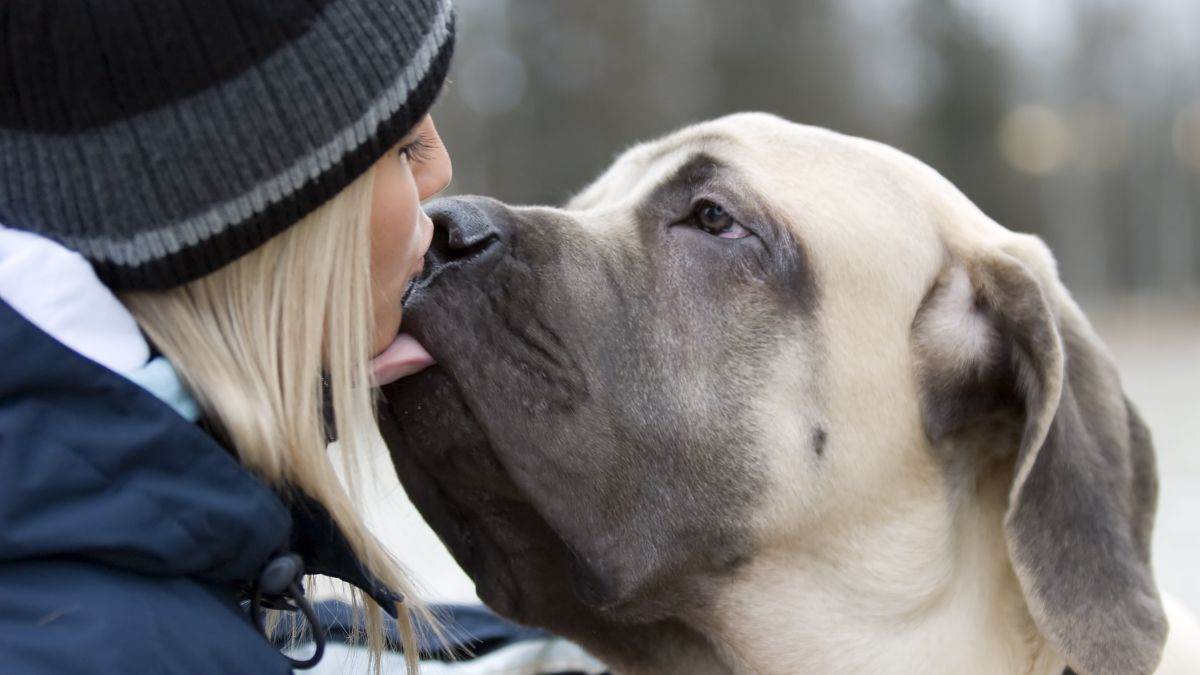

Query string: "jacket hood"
[0, 298, 400, 611]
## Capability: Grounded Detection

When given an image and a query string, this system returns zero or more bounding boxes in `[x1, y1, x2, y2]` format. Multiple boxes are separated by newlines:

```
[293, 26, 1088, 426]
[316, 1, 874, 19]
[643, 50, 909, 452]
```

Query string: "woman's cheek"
[409, 208, 433, 277]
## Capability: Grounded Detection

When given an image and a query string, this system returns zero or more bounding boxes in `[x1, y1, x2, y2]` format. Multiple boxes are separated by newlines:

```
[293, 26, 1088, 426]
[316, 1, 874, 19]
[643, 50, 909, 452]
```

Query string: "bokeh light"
[1172, 103, 1200, 172]
[456, 46, 528, 116]
[998, 105, 1072, 175]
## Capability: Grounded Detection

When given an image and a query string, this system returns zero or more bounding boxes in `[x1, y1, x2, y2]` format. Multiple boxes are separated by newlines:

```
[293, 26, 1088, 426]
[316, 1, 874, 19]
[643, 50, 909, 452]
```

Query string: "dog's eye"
[692, 200, 752, 239]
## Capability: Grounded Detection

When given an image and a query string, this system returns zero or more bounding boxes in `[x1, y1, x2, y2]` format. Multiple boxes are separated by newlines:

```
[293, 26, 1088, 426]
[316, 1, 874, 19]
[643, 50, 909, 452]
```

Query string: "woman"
[0, 0, 453, 672]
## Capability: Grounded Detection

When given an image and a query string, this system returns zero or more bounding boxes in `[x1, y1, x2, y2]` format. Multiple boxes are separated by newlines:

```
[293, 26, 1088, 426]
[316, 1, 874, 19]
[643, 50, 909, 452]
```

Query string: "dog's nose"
[417, 197, 506, 286]
[425, 196, 504, 258]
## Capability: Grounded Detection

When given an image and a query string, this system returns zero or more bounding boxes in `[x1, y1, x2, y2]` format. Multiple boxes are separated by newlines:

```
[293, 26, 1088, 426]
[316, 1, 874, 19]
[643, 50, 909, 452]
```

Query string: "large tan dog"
[380, 113, 1199, 674]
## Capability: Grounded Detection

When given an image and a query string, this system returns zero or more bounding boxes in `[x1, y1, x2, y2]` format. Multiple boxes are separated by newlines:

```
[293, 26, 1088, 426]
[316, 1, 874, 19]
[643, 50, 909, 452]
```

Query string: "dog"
[380, 113, 1200, 674]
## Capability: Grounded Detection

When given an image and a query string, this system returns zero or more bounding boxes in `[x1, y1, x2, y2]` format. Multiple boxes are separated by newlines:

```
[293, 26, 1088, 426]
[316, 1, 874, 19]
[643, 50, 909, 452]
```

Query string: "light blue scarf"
[123, 357, 202, 423]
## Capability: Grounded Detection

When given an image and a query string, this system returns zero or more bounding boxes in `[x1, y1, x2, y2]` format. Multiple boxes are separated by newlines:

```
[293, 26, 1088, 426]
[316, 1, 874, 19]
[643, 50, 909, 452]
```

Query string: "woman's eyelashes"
[398, 131, 436, 163]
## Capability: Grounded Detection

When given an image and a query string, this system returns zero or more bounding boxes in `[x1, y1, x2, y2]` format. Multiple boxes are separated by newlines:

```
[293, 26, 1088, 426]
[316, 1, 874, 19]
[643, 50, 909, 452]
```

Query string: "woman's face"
[369, 115, 451, 363]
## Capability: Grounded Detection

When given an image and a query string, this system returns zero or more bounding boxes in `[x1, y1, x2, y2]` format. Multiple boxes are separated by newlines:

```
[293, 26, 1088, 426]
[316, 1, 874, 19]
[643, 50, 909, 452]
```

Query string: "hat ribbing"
[0, 0, 455, 289]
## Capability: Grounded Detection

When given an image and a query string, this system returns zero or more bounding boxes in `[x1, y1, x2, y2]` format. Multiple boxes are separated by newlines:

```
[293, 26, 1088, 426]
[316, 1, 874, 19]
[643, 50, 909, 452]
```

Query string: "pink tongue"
[371, 333, 435, 386]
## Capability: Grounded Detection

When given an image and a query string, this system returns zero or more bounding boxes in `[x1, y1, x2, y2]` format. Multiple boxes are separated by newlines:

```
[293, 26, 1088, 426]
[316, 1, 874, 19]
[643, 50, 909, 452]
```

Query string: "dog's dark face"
[382, 152, 821, 626]
[381, 113, 1166, 675]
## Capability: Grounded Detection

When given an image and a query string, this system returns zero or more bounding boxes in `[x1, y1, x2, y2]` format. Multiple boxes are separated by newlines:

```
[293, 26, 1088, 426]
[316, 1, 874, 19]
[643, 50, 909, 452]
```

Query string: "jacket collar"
[0, 224, 149, 373]
[0, 297, 401, 615]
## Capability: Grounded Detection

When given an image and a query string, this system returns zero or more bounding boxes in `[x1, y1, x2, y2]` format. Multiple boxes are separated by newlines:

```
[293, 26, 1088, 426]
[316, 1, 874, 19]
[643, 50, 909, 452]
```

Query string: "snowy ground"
[1085, 297, 1200, 617]
[355, 296, 1200, 615]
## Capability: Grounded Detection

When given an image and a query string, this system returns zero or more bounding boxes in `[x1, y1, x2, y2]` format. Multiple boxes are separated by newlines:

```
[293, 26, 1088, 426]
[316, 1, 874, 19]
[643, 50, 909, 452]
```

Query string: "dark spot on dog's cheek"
[720, 552, 750, 572]
[812, 426, 828, 457]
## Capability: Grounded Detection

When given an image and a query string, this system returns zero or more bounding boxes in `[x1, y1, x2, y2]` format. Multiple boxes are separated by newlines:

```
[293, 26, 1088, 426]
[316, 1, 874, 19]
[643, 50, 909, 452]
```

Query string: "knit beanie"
[0, 0, 455, 290]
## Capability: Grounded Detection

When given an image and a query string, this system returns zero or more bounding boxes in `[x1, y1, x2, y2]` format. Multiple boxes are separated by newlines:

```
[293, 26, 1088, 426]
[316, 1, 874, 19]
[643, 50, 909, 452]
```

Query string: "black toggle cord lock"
[249, 553, 326, 669]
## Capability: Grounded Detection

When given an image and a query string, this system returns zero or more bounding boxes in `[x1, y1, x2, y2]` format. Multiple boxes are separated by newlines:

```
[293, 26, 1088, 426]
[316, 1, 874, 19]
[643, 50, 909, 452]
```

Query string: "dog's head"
[381, 113, 1166, 674]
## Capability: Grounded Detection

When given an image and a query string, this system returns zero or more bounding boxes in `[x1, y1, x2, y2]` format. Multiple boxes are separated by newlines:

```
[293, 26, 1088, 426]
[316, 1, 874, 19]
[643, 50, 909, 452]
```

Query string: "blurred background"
[369, 0, 1200, 617]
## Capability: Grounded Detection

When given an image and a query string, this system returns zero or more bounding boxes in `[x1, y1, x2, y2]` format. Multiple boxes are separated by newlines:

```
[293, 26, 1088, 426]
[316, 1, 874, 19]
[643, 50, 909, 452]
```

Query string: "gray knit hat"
[0, 0, 455, 290]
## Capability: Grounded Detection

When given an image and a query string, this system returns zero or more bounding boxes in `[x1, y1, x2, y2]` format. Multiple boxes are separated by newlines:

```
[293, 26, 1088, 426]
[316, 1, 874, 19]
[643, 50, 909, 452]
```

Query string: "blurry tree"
[909, 0, 1033, 244]
[433, 0, 1200, 296]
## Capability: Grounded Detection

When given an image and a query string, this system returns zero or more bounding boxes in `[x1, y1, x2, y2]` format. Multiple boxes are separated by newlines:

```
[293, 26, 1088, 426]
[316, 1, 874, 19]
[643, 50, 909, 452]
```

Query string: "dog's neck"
[685, 466, 1065, 675]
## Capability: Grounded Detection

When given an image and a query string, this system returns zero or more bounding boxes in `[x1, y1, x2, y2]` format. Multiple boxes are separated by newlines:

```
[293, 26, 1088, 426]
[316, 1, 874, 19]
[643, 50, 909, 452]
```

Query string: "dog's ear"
[912, 242, 1167, 675]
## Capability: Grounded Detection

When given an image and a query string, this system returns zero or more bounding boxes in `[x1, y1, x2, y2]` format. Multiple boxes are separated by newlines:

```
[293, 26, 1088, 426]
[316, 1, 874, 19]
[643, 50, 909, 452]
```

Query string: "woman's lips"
[371, 333, 435, 386]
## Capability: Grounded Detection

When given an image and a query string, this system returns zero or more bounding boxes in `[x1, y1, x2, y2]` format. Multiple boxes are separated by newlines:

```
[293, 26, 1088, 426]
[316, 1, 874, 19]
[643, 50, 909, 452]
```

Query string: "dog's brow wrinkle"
[634, 153, 726, 226]
[644, 132, 733, 166]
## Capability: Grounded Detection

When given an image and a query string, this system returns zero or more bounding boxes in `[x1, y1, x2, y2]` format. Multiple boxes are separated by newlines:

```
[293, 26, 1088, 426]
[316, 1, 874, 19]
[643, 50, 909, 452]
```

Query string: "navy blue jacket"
[0, 299, 399, 673]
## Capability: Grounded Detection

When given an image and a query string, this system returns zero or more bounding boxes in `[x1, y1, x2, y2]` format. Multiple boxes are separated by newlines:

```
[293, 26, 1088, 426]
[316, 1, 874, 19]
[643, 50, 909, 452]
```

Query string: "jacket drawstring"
[248, 553, 326, 670]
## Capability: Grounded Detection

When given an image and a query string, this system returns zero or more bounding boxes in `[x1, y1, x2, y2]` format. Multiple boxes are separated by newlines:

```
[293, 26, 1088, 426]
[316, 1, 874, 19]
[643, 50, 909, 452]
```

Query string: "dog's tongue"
[371, 333, 435, 386]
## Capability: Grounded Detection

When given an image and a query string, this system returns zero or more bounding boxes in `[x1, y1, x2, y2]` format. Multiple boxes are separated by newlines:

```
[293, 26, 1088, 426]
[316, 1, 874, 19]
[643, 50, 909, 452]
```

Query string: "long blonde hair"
[122, 166, 424, 672]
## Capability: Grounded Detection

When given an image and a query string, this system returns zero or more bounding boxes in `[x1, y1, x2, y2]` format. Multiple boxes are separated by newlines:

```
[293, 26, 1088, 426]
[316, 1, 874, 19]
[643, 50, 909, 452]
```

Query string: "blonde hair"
[122, 167, 425, 672]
